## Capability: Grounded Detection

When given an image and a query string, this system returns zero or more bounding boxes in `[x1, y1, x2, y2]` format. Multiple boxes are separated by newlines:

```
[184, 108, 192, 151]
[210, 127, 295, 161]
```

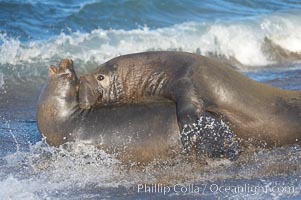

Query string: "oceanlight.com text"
[137, 183, 295, 195]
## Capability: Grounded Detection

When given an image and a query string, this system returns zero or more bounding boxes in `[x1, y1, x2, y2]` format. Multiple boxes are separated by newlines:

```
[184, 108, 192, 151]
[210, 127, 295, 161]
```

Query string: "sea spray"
[181, 114, 242, 160]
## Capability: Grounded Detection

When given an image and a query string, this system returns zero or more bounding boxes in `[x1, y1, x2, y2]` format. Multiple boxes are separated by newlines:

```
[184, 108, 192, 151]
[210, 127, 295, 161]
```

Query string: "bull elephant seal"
[37, 58, 240, 163]
[79, 51, 301, 148]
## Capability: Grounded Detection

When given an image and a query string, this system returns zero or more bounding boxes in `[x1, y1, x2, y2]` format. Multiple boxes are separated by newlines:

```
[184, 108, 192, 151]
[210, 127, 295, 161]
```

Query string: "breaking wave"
[1, 12, 301, 70]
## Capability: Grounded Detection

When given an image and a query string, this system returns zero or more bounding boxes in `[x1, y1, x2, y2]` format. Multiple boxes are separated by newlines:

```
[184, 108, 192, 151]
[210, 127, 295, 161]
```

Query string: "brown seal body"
[36, 59, 182, 163]
[79, 51, 301, 147]
[37, 59, 79, 146]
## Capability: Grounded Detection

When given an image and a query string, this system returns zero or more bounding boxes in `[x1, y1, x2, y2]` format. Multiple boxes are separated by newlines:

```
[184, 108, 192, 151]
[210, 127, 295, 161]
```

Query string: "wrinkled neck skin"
[99, 64, 169, 106]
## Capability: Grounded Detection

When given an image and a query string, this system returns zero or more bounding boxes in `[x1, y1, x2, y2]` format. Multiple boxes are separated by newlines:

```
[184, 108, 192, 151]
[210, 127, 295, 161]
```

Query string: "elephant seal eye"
[97, 75, 105, 81]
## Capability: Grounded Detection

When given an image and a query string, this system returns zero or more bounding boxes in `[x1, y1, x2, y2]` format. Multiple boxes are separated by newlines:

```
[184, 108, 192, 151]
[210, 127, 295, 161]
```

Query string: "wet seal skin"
[37, 51, 301, 163]
[37, 59, 79, 146]
[78, 51, 301, 150]
[37, 59, 183, 163]
[37, 58, 241, 162]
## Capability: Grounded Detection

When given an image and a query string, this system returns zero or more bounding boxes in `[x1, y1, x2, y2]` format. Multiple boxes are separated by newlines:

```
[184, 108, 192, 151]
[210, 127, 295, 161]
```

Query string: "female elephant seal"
[79, 51, 301, 148]
[37, 59, 79, 146]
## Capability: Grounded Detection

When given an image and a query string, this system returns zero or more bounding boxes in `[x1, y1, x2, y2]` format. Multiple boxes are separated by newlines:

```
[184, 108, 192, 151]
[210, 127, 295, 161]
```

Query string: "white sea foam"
[0, 141, 300, 199]
[0, 142, 134, 199]
[1, 12, 301, 68]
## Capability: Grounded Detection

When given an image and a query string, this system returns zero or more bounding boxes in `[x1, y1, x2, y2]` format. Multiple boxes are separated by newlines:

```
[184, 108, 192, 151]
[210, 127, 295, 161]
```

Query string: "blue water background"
[1, 0, 301, 41]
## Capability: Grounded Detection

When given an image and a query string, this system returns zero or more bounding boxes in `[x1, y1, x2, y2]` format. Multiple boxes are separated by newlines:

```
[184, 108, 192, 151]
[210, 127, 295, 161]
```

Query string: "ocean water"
[0, 0, 301, 199]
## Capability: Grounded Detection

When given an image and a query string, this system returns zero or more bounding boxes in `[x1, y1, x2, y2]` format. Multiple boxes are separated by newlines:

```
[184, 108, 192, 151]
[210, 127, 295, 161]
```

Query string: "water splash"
[181, 114, 241, 160]
[0, 139, 300, 199]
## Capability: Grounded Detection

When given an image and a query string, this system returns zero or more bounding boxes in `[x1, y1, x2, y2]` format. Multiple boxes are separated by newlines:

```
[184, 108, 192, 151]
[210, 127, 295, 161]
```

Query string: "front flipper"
[172, 79, 242, 160]
[173, 87, 204, 152]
